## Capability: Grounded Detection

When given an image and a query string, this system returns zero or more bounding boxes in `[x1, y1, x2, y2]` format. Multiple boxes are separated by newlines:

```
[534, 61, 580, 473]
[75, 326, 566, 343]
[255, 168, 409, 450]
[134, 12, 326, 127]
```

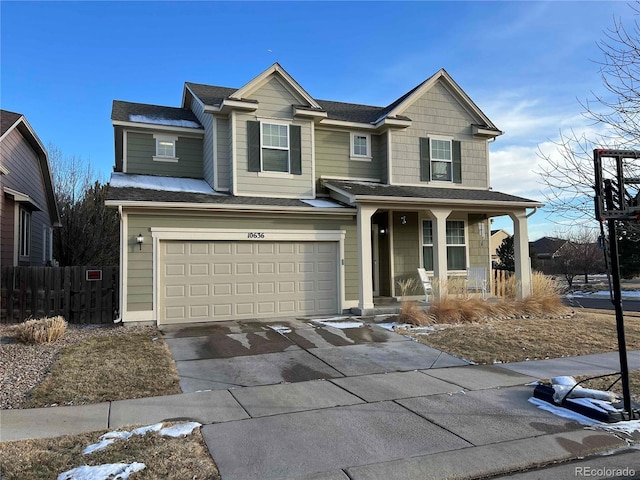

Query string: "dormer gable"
[377, 69, 502, 138]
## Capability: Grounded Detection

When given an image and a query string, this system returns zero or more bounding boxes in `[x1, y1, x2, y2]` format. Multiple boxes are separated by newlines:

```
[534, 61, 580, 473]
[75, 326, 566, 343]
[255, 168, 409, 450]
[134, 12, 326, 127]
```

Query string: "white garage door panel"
[160, 240, 339, 324]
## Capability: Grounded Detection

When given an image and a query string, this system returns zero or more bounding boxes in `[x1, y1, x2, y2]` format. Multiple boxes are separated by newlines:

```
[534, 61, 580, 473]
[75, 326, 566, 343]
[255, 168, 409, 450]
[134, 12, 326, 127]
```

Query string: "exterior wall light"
[136, 233, 144, 250]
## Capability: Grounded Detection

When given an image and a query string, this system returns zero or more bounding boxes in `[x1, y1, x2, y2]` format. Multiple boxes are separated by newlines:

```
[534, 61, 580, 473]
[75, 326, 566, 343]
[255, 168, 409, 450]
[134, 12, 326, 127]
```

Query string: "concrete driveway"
[158, 317, 631, 480]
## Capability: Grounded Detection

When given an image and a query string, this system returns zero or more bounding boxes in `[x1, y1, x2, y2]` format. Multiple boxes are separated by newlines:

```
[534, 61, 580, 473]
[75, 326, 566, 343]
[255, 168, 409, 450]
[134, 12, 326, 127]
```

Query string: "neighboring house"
[490, 228, 511, 266]
[529, 236, 568, 273]
[0, 110, 60, 268]
[106, 63, 542, 325]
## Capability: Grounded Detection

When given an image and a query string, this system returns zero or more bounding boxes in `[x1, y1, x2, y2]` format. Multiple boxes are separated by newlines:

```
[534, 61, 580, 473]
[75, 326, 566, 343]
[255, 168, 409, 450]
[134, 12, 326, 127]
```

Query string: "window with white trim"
[262, 122, 290, 173]
[19, 208, 31, 258]
[431, 138, 452, 181]
[350, 133, 371, 160]
[421, 219, 467, 271]
[153, 134, 178, 161]
[42, 225, 53, 264]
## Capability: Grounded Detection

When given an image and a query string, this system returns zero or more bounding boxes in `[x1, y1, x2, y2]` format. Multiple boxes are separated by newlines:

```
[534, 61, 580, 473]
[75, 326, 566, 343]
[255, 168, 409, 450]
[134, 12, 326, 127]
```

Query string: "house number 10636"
[247, 232, 265, 239]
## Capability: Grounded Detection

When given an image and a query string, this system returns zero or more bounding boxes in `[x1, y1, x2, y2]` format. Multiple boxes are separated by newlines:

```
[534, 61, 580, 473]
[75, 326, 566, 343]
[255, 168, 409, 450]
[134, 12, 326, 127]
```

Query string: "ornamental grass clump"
[15, 316, 68, 344]
[396, 277, 433, 326]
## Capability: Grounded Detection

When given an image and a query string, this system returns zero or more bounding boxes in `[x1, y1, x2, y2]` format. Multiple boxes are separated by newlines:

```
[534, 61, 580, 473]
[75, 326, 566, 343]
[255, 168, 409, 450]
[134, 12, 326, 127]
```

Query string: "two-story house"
[1, 110, 60, 268]
[106, 63, 541, 325]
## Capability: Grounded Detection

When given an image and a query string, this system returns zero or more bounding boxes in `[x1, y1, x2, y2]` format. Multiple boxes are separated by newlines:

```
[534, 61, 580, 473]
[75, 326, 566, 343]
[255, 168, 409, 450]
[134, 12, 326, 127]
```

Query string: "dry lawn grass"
[0, 425, 219, 480]
[25, 330, 181, 407]
[403, 311, 640, 365]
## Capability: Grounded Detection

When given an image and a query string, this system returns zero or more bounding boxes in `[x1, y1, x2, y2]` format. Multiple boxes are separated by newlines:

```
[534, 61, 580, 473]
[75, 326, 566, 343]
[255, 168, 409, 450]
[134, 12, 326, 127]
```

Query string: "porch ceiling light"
[136, 233, 144, 250]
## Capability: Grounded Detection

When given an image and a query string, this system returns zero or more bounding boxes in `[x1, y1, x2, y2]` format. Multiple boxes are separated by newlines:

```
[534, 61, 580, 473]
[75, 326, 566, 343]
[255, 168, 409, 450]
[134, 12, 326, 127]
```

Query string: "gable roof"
[182, 65, 499, 131]
[530, 236, 568, 257]
[111, 100, 203, 129]
[0, 109, 61, 227]
[1, 110, 23, 136]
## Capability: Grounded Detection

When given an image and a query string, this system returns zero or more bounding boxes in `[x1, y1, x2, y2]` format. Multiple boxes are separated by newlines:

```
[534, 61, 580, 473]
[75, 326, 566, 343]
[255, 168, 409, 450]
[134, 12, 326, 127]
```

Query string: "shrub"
[15, 316, 68, 344]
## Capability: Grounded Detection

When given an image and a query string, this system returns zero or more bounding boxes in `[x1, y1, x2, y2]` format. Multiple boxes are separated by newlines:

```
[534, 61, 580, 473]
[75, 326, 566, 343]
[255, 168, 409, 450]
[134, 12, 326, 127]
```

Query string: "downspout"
[117, 205, 124, 323]
[526, 207, 538, 218]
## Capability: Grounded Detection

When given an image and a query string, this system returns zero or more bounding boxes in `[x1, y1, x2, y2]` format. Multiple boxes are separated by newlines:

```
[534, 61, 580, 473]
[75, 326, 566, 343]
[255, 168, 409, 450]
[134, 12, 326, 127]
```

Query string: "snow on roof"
[301, 199, 346, 208]
[129, 114, 201, 129]
[110, 173, 221, 195]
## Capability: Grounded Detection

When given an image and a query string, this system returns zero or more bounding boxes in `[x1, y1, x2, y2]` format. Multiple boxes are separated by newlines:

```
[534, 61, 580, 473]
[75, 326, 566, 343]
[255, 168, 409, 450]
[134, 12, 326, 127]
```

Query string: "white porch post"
[357, 205, 376, 312]
[509, 211, 532, 299]
[430, 208, 451, 298]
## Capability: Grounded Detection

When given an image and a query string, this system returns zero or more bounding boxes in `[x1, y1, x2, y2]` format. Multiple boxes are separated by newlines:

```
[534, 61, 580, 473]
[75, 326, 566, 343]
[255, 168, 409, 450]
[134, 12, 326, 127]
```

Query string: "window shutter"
[452, 140, 462, 184]
[290, 125, 302, 175]
[419, 137, 430, 181]
[247, 121, 260, 172]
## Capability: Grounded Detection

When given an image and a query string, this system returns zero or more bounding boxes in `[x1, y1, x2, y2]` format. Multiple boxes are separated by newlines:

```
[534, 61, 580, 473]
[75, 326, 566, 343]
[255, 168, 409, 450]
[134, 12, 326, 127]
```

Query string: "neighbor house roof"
[323, 180, 542, 208]
[530, 236, 568, 258]
[0, 109, 61, 227]
[1, 110, 23, 136]
[111, 100, 203, 129]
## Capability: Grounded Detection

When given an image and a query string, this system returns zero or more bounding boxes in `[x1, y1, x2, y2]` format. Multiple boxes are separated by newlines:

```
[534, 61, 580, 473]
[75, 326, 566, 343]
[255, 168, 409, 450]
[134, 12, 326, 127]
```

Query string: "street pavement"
[2, 317, 640, 479]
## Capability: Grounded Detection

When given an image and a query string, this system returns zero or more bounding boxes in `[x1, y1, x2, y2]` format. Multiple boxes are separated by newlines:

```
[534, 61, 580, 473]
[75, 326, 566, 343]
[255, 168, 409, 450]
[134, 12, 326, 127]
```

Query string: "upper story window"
[419, 137, 462, 184]
[350, 133, 371, 161]
[421, 219, 467, 272]
[19, 208, 31, 258]
[430, 139, 452, 181]
[153, 134, 178, 162]
[247, 120, 302, 175]
[262, 123, 290, 173]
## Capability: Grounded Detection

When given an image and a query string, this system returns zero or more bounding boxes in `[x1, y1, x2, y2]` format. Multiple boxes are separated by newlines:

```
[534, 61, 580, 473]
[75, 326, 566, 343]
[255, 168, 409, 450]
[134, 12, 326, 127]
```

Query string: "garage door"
[160, 240, 339, 324]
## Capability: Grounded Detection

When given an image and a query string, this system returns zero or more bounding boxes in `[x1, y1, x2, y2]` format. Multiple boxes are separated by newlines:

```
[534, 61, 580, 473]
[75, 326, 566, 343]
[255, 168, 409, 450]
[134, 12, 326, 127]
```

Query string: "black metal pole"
[607, 219, 634, 419]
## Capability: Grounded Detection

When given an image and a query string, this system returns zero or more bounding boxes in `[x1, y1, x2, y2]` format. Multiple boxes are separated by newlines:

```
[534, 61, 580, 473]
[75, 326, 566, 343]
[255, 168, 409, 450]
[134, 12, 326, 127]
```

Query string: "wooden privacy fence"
[1, 266, 119, 324]
[492, 268, 514, 298]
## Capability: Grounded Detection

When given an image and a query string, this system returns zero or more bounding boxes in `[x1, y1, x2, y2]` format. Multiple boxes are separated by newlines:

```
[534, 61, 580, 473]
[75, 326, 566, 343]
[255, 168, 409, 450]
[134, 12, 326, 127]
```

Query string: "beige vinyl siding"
[233, 76, 314, 197]
[189, 99, 214, 186]
[376, 132, 389, 184]
[217, 116, 231, 191]
[468, 214, 490, 270]
[392, 211, 420, 294]
[126, 212, 358, 312]
[391, 81, 488, 188]
[126, 132, 203, 178]
[315, 130, 383, 181]
[235, 113, 314, 197]
[1, 128, 52, 266]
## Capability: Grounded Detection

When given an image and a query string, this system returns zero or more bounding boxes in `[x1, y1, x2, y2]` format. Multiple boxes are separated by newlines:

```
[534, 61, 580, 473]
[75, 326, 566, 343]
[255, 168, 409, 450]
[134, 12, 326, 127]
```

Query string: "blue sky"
[1, 1, 635, 240]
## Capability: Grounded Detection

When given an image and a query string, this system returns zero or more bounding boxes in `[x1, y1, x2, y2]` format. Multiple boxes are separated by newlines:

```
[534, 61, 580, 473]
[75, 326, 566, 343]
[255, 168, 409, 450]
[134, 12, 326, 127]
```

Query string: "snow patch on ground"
[129, 115, 201, 128]
[158, 422, 201, 438]
[58, 462, 145, 480]
[83, 422, 196, 455]
[110, 172, 220, 195]
[376, 322, 434, 332]
[529, 397, 640, 434]
[268, 325, 293, 334]
[312, 317, 364, 329]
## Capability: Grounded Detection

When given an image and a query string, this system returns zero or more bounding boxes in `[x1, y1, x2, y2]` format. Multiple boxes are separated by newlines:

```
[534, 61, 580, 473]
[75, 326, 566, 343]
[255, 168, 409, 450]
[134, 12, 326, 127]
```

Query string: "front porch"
[352, 206, 534, 315]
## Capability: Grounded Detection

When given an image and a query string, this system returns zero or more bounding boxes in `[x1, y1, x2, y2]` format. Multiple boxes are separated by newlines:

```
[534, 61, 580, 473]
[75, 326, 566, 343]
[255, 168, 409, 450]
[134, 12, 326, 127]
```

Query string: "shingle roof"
[107, 186, 351, 209]
[111, 100, 202, 128]
[324, 180, 541, 205]
[530, 237, 567, 256]
[1, 109, 23, 136]
[185, 83, 238, 106]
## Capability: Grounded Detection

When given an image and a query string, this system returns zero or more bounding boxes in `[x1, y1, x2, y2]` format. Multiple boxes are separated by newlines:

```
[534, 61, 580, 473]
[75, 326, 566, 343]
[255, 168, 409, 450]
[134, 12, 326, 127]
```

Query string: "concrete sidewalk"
[2, 318, 640, 479]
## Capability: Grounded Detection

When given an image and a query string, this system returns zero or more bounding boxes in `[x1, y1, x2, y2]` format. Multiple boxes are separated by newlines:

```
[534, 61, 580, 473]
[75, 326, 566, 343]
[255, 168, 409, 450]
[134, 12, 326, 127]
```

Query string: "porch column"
[357, 205, 376, 312]
[430, 208, 451, 298]
[509, 211, 532, 299]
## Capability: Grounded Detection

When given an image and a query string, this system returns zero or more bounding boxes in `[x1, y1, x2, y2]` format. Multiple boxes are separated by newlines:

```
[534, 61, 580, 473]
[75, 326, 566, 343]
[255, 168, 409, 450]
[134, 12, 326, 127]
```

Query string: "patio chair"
[466, 267, 487, 299]
[417, 268, 432, 303]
